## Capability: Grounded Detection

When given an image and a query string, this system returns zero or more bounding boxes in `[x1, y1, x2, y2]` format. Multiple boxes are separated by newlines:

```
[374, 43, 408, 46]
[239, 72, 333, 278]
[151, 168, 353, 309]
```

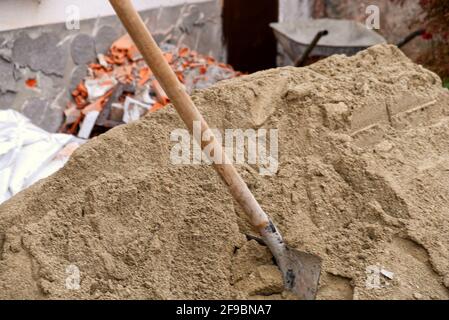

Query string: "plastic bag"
[0, 110, 82, 204]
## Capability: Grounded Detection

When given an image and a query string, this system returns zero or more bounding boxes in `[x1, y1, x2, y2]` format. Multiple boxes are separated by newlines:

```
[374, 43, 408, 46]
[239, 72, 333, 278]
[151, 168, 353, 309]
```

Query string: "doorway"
[223, 0, 279, 73]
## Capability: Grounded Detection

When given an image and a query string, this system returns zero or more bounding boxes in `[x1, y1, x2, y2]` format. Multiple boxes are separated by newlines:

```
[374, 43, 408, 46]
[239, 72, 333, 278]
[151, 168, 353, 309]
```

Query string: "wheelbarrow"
[270, 18, 425, 67]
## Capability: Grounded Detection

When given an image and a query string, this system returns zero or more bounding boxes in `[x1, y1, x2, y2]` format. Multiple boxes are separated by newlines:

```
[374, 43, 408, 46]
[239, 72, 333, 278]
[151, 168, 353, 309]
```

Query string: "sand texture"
[0, 44, 448, 300]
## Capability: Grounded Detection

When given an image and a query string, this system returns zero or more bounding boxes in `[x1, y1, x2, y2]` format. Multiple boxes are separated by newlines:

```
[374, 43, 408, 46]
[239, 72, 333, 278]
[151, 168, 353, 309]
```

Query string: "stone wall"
[0, 1, 223, 132]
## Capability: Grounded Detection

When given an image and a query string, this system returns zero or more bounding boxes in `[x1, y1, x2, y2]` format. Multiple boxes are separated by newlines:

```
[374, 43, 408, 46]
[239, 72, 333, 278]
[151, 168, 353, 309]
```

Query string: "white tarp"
[0, 109, 82, 204]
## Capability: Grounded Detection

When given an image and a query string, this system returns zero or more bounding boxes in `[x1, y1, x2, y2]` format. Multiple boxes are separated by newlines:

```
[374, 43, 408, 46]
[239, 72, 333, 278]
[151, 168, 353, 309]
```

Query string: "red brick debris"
[62, 34, 242, 137]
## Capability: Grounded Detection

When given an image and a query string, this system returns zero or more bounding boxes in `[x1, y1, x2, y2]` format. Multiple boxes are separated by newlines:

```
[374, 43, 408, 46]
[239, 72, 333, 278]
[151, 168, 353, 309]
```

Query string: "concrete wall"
[0, 0, 223, 132]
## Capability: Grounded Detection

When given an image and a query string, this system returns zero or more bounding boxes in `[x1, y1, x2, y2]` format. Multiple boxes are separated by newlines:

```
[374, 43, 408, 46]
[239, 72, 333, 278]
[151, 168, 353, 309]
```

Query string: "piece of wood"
[108, 0, 270, 231]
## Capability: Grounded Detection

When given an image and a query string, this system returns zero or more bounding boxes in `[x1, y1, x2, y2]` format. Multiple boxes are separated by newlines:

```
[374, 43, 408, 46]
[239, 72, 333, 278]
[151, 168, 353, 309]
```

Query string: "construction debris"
[77, 110, 100, 139]
[380, 269, 395, 280]
[64, 34, 241, 137]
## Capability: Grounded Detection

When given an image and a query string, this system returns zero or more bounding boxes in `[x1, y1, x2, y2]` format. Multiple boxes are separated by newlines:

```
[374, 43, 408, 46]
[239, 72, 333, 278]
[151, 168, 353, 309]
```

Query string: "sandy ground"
[0, 44, 448, 300]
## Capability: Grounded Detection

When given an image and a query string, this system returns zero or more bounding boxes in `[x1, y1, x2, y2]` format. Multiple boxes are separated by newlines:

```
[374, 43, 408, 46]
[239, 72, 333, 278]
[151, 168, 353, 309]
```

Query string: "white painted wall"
[0, 0, 212, 32]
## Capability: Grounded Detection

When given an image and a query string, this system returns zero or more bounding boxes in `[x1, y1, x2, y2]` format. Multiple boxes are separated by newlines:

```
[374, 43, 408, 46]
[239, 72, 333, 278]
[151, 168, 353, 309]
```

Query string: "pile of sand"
[0, 44, 448, 300]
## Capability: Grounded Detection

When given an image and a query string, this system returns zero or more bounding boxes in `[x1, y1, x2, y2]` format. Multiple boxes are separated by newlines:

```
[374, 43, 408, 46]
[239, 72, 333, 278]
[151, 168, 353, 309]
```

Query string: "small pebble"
[413, 292, 423, 300]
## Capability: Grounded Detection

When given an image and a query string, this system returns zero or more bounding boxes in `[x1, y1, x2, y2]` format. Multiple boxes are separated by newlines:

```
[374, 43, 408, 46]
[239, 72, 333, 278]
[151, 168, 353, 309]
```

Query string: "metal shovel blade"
[248, 233, 322, 299]
[283, 248, 322, 300]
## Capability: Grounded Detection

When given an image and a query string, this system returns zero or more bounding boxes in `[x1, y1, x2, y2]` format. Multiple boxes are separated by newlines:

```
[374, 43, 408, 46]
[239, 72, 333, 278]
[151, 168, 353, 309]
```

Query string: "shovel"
[109, 0, 322, 300]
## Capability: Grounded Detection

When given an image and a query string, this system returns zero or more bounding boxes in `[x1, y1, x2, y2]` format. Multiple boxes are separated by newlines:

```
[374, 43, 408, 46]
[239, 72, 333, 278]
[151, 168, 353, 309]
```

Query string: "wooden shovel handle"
[108, 0, 270, 231]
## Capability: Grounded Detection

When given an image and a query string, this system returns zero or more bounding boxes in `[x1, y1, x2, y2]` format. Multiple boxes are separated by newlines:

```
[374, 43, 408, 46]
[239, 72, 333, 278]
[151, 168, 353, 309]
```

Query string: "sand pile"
[0, 44, 448, 300]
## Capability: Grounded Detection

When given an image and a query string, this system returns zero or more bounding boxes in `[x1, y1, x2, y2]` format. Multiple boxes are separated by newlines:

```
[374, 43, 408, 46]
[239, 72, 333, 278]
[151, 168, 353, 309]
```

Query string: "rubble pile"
[63, 34, 241, 138]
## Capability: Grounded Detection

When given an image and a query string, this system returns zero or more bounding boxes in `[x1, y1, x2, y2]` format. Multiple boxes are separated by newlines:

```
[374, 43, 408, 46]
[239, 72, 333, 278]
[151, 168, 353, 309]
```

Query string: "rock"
[13, 66, 24, 81]
[444, 275, 449, 288]
[375, 140, 394, 153]
[413, 292, 423, 300]
[0, 37, 13, 62]
[69, 65, 88, 92]
[325, 102, 349, 116]
[21, 97, 49, 122]
[0, 92, 16, 109]
[291, 192, 299, 204]
[39, 107, 64, 133]
[21, 97, 63, 132]
[323, 102, 350, 129]
[37, 73, 66, 98]
[0, 59, 16, 92]
[285, 84, 315, 102]
[71, 33, 96, 65]
[380, 268, 394, 280]
[94, 25, 118, 55]
[0, 48, 12, 62]
[12, 33, 66, 76]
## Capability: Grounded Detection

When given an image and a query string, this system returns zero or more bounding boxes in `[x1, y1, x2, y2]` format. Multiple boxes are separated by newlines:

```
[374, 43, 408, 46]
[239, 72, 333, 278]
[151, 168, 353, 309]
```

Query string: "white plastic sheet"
[0, 109, 82, 204]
